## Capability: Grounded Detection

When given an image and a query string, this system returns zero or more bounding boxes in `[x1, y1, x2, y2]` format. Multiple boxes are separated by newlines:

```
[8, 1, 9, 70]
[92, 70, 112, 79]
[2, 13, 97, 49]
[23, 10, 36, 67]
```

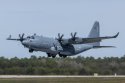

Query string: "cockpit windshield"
[27, 36, 35, 39]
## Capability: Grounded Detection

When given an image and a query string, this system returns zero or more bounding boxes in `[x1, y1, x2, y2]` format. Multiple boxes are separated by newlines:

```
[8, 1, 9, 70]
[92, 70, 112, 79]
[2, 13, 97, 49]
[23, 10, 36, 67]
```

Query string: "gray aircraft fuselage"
[22, 36, 93, 56]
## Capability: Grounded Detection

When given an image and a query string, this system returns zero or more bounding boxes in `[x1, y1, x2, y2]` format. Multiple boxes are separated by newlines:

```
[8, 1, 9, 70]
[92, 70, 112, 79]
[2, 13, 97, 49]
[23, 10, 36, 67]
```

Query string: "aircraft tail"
[88, 21, 100, 46]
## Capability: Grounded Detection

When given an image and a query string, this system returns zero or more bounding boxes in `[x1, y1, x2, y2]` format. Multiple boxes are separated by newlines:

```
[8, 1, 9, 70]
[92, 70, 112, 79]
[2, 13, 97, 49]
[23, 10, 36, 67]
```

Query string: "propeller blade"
[22, 33, 24, 38]
[18, 33, 25, 42]
[53, 43, 57, 51]
[71, 33, 73, 38]
[60, 34, 64, 39]
[19, 34, 21, 38]
[74, 32, 77, 37]
[71, 32, 77, 41]
[58, 33, 60, 38]
[57, 33, 64, 42]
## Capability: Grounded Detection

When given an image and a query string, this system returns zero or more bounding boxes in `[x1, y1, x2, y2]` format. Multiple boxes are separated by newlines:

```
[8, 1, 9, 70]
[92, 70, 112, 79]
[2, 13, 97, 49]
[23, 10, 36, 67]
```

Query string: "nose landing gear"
[29, 49, 34, 53]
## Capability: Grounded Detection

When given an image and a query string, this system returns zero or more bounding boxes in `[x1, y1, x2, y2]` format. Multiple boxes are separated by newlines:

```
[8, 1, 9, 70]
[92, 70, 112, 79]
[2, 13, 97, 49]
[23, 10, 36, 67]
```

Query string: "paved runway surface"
[0, 75, 125, 78]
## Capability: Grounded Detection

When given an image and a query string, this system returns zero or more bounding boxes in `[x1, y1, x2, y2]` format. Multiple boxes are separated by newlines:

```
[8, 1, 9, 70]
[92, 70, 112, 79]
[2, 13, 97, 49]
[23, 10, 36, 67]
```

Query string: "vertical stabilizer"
[88, 21, 100, 46]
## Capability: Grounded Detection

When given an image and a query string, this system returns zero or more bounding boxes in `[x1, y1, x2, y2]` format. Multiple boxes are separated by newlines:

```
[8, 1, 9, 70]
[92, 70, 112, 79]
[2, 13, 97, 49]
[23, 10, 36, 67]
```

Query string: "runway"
[0, 75, 125, 78]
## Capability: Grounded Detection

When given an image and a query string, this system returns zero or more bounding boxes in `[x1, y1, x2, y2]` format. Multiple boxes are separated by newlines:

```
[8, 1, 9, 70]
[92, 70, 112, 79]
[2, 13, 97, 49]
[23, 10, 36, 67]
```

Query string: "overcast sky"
[0, 0, 125, 58]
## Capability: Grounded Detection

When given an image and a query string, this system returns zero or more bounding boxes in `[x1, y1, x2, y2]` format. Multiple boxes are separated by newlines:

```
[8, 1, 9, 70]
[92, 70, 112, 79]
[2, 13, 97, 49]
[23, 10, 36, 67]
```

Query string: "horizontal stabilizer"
[93, 46, 116, 49]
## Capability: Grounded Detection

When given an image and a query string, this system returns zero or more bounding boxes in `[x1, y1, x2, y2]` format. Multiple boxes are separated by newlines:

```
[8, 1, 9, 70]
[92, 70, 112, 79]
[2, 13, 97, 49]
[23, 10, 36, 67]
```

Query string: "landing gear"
[59, 54, 62, 57]
[47, 53, 51, 57]
[59, 54, 67, 58]
[62, 55, 67, 58]
[47, 53, 56, 58]
[29, 49, 34, 53]
[48, 54, 51, 57]
[52, 56, 56, 58]
[46, 53, 67, 58]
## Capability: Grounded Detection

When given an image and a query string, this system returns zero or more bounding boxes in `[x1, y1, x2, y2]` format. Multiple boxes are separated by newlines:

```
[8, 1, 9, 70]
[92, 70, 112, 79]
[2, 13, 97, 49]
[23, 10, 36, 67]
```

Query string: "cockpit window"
[31, 36, 35, 39]
[27, 36, 30, 39]
[27, 36, 35, 39]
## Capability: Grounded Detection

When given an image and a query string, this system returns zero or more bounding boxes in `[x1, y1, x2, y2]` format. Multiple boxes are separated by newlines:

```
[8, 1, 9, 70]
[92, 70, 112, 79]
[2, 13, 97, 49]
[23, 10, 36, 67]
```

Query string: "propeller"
[71, 32, 77, 41]
[57, 33, 64, 42]
[18, 33, 25, 42]
[53, 43, 57, 51]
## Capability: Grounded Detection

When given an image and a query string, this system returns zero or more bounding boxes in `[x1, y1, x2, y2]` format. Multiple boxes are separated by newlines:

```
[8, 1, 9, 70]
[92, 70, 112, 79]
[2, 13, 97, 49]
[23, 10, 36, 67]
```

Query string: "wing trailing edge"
[93, 46, 116, 49]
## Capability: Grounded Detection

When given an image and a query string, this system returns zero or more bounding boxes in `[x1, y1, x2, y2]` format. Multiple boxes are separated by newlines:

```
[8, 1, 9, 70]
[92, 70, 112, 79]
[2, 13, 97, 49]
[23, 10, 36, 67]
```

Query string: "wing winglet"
[113, 32, 119, 38]
[7, 35, 12, 40]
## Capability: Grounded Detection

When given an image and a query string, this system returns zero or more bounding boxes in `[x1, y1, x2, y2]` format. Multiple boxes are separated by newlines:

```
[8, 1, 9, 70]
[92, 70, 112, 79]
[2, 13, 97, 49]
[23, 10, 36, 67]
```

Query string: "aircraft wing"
[80, 32, 119, 44]
[6, 34, 26, 42]
[7, 35, 20, 41]
[7, 38, 20, 41]
[62, 32, 119, 45]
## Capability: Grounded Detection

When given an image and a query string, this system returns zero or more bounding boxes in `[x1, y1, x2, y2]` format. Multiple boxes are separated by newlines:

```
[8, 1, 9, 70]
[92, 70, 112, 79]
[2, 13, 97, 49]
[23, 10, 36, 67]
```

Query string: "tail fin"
[88, 21, 100, 46]
[88, 21, 100, 38]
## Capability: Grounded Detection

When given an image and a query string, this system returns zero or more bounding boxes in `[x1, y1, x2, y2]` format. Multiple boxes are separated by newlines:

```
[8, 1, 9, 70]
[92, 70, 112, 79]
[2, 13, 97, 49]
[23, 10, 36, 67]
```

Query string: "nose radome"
[22, 40, 29, 46]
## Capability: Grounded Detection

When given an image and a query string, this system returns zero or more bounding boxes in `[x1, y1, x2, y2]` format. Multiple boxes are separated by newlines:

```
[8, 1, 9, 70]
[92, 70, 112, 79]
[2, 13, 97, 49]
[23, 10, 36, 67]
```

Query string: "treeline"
[0, 55, 125, 75]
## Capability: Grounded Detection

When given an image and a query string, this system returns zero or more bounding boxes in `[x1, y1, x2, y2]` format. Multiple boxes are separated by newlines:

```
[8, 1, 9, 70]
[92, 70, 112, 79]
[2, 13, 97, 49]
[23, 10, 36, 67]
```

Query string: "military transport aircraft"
[7, 21, 119, 58]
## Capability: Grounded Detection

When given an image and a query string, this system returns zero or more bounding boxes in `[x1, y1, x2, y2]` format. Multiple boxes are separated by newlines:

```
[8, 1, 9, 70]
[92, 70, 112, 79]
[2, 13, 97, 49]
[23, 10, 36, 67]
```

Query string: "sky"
[0, 0, 125, 58]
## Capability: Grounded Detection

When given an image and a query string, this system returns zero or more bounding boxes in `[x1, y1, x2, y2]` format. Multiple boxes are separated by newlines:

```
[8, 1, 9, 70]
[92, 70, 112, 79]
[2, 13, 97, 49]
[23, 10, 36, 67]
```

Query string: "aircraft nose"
[22, 40, 29, 47]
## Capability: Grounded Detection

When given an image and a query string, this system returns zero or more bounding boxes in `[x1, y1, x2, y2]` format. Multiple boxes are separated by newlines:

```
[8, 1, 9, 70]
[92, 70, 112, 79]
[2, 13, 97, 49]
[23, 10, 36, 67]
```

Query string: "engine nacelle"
[73, 44, 93, 54]
[51, 46, 63, 51]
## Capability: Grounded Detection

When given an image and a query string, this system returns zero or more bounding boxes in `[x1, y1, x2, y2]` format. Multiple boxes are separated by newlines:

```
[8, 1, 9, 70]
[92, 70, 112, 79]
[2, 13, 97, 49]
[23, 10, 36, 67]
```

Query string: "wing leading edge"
[57, 32, 119, 46]
[79, 32, 119, 44]
[57, 21, 119, 45]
